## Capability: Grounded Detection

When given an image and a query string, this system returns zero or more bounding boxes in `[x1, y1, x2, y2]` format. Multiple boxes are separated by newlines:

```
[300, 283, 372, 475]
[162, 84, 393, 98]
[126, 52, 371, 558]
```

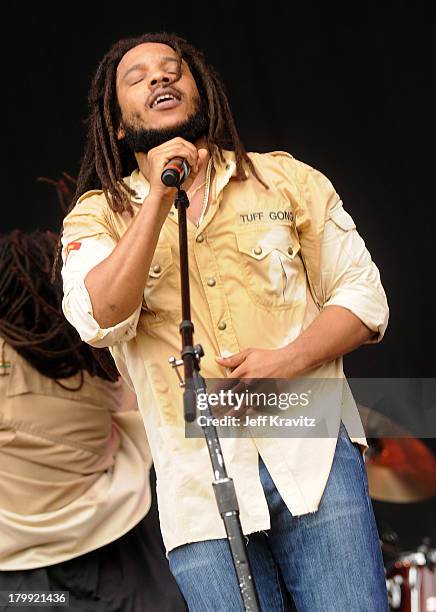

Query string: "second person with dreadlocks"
[0, 229, 187, 612]
[61, 32, 390, 610]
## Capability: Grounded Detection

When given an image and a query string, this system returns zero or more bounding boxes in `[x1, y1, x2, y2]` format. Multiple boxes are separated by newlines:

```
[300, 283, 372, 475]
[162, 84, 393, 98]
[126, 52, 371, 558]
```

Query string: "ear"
[117, 124, 125, 140]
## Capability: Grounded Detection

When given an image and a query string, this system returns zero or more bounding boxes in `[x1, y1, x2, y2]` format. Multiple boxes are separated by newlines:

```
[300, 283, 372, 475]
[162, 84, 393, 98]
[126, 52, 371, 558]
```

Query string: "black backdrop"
[4, 1, 436, 549]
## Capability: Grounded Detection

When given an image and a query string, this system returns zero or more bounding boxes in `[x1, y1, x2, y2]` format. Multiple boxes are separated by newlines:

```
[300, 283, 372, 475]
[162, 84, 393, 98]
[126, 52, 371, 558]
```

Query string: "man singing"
[61, 32, 389, 611]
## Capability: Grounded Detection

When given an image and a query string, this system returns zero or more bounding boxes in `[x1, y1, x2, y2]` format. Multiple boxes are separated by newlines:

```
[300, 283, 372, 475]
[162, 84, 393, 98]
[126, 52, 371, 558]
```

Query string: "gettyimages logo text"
[196, 389, 311, 412]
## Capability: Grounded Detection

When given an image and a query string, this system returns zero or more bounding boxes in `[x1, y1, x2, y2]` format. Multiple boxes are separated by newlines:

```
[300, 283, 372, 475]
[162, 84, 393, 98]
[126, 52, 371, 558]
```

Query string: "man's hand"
[211, 348, 303, 419]
[137, 137, 209, 207]
[215, 346, 305, 380]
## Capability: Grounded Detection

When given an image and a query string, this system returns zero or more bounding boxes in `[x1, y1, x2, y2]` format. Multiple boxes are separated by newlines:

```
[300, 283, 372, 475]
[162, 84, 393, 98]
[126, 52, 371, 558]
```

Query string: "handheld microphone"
[161, 157, 190, 188]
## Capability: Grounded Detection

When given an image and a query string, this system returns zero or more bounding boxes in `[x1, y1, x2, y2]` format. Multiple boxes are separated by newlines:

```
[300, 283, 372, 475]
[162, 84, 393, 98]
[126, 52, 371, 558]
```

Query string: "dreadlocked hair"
[0, 229, 119, 387]
[72, 31, 268, 217]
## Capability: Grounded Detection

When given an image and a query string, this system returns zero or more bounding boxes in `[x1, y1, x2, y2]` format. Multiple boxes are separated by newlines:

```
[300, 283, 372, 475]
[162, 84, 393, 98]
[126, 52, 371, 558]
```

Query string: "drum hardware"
[385, 540, 436, 611]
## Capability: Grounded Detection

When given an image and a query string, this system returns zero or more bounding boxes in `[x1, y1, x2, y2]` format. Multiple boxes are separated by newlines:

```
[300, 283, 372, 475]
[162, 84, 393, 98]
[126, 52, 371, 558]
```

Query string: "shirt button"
[196, 234, 205, 243]
[217, 321, 227, 331]
[287, 246, 293, 255]
[152, 264, 161, 274]
[207, 277, 216, 287]
[253, 246, 262, 255]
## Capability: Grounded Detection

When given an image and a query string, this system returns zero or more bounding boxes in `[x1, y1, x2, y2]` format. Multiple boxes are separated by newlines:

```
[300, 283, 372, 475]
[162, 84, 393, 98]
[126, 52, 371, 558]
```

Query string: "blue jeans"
[168, 424, 388, 611]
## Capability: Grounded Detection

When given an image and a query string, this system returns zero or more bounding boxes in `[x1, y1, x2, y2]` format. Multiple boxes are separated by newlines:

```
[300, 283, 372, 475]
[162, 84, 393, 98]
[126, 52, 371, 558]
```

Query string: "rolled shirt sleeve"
[319, 199, 389, 343]
[61, 196, 141, 348]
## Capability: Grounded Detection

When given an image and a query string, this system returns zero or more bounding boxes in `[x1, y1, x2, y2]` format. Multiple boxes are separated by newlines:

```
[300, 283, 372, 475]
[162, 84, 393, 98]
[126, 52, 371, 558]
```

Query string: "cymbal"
[358, 405, 436, 503]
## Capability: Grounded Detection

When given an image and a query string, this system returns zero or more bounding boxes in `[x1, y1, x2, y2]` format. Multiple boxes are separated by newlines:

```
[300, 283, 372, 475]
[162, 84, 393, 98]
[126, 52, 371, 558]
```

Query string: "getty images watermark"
[196, 388, 317, 429]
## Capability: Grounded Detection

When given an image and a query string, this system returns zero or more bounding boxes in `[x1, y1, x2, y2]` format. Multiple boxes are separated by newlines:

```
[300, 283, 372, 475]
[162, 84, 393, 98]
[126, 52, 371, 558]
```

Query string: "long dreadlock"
[0, 229, 119, 386]
[73, 31, 268, 216]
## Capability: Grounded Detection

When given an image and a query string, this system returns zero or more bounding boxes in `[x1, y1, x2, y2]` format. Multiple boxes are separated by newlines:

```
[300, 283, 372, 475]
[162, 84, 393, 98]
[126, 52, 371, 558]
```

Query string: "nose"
[149, 70, 172, 88]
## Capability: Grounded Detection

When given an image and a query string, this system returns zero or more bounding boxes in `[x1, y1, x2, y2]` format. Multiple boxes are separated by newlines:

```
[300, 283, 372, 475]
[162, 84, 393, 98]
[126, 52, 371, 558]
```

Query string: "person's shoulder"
[61, 188, 111, 241]
[65, 170, 142, 222]
[71, 188, 109, 216]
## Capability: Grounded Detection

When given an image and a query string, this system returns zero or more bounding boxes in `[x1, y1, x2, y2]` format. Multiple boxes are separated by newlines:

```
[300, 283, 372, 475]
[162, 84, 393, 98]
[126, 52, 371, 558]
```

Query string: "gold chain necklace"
[196, 157, 213, 228]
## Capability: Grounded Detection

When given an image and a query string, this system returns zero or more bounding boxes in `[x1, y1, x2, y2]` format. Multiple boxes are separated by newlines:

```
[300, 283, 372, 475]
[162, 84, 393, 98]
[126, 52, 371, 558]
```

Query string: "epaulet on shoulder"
[266, 150, 295, 160]
[248, 150, 295, 162]
[266, 151, 314, 178]
[75, 189, 105, 207]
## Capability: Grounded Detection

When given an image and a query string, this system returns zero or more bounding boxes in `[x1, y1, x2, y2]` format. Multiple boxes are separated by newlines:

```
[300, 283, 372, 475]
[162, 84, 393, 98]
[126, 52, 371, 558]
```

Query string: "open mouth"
[150, 92, 182, 110]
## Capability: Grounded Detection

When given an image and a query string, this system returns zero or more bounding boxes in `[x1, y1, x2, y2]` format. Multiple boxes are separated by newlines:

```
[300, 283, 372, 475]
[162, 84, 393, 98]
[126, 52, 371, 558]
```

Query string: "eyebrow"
[120, 56, 180, 82]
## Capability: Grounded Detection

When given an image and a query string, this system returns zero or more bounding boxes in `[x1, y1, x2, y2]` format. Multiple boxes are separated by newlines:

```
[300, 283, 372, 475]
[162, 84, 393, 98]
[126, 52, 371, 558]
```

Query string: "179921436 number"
[0, 591, 69, 606]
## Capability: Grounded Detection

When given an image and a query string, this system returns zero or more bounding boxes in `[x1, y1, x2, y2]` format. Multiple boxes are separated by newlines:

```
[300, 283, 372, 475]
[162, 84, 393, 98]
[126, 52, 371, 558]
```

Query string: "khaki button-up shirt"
[0, 340, 152, 570]
[61, 150, 389, 553]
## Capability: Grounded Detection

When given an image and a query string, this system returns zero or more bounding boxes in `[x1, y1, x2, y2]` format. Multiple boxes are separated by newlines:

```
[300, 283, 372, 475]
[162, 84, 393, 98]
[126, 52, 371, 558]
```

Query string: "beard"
[122, 96, 209, 154]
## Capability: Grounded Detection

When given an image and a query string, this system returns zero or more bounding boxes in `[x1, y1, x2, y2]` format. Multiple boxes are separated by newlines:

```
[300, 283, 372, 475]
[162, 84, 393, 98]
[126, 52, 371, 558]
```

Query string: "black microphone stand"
[168, 184, 261, 612]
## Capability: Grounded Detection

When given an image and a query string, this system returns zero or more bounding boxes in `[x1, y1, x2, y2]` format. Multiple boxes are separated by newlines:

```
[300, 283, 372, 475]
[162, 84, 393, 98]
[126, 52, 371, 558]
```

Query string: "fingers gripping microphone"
[161, 157, 190, 188]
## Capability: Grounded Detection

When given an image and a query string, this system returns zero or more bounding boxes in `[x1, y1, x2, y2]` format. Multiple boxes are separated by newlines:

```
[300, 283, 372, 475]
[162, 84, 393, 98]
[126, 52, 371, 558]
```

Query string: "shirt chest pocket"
[142, 245, 178, 324]
[234, 225, 305, 309]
